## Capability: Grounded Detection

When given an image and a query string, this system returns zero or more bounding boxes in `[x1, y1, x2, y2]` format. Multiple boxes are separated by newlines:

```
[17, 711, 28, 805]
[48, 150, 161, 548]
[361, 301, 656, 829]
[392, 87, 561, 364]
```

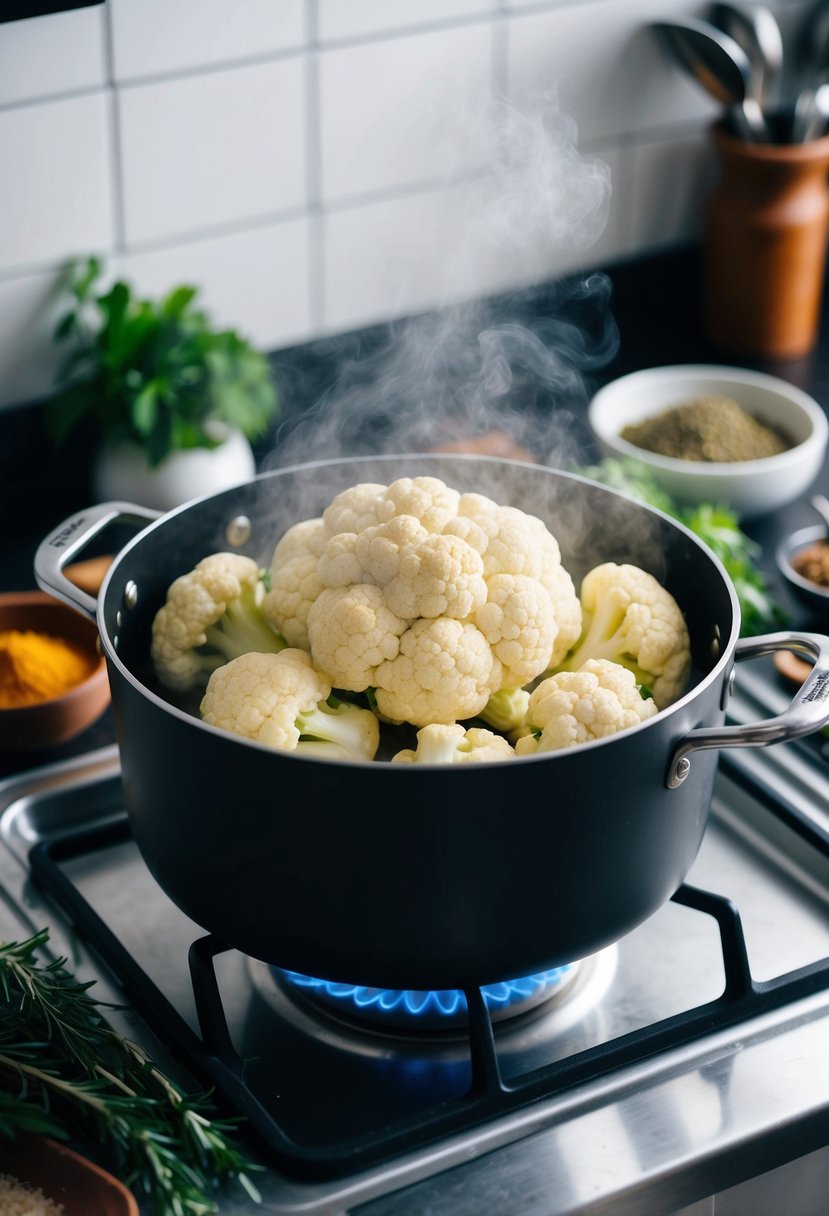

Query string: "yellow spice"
[0, 629, 97, 709]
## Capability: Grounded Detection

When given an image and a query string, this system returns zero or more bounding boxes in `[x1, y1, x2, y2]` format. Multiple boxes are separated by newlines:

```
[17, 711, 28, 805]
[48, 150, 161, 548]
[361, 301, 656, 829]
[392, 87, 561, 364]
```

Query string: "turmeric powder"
[0, 629, 97, 709]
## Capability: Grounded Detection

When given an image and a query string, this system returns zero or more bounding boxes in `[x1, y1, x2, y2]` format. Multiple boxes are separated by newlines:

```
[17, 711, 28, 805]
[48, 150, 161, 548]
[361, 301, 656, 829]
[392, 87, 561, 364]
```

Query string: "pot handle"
[667, 631, 829, 789]
[35, 501, 162, 621]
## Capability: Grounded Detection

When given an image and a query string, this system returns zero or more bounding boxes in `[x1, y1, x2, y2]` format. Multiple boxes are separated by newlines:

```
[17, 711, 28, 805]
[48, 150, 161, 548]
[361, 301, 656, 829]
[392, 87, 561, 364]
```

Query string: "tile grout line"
[306, 0, 326, 332]
[100, 2, 125, 253]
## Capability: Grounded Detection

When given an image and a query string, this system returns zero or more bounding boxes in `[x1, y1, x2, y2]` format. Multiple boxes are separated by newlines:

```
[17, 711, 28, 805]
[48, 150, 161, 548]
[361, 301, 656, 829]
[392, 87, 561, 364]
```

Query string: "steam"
[266, 94, 620, 473]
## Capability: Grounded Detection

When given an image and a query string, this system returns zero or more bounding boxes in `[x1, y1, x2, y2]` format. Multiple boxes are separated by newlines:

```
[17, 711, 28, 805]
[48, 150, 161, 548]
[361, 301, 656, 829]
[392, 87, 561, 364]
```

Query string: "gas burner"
[276, 963, 579, 1031]
[246, 947, 617, 1058]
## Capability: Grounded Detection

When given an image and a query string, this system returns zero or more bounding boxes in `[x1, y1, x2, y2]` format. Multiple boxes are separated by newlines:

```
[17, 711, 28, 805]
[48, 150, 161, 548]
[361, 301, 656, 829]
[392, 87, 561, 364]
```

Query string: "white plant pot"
[91, 427, 257, 512]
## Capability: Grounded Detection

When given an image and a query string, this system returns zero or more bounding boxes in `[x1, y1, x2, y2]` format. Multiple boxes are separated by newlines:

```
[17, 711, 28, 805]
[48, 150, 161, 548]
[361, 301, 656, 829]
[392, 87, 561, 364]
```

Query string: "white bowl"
[587, 364, 829, 518]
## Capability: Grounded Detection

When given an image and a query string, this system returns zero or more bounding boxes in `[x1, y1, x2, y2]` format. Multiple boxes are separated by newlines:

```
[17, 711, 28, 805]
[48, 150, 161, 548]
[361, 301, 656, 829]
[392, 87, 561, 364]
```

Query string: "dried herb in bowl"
[620, 395, 792, 462]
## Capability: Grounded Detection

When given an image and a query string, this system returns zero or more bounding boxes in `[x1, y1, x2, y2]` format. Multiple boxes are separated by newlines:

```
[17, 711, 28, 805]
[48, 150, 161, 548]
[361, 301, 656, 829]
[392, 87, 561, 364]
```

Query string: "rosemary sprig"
[0, 929, 262, 1215]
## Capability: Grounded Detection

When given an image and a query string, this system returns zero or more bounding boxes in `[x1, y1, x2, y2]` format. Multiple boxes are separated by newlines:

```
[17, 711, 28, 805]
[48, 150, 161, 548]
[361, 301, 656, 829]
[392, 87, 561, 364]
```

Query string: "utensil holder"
[703, 123, 829, 360]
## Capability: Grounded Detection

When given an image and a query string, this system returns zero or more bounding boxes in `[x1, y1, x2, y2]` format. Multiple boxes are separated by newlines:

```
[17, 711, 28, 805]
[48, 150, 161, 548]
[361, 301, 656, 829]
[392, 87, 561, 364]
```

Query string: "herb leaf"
[0, 930, 262, 1215]
[46, 257, 278, 468]
[579, 458, 785, 637]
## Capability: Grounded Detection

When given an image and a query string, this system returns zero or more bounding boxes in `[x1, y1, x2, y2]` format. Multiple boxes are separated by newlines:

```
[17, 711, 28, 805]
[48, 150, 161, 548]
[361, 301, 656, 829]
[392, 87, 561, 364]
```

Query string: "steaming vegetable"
[392, 723, 515, 764]
[150, 474, 695, 763]
[264, 477, 583, 727]
[557, 562, 691, 710]
[151, 552, 286, 692]
[514, 658, 659, 755]
[479, 686, 531, 732]
[200, 648, 380, 761]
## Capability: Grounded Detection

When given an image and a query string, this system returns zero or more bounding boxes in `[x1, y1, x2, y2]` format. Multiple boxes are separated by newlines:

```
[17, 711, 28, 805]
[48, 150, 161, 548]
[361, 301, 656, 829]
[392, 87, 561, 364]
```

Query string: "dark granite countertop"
[1, 243, 827, 778]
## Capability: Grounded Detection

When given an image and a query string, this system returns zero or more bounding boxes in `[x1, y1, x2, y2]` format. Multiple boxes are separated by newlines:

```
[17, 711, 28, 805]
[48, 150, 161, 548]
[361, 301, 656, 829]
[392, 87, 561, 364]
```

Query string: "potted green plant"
[47, 257, 279, 511]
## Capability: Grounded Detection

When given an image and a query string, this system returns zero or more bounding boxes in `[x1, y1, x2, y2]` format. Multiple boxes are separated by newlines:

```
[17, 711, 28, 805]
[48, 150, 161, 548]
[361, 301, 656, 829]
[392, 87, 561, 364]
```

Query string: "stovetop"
[1, 660, 829, 1215]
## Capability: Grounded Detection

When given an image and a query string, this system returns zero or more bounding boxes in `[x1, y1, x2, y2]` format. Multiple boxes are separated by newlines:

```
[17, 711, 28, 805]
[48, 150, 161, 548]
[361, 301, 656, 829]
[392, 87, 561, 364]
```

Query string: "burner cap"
[278, 965, 579, 1031]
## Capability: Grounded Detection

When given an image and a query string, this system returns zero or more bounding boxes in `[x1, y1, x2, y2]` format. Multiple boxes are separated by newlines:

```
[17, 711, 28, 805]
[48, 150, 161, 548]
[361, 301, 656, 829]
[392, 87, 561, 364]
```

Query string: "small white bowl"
[587, 364, 829, 517]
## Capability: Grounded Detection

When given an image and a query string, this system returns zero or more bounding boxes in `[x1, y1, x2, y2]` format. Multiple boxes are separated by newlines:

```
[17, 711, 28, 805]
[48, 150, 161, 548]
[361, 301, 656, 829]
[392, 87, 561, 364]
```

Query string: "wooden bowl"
[0, 590, 110, 751]
[1, 1135, 138, 1216]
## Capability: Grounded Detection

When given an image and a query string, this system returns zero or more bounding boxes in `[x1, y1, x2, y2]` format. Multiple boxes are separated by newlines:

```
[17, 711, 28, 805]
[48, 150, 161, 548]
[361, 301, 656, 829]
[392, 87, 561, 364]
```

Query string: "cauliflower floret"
[263, 519, 329, 649]
[385, 533, 488, 620]
[558, 562, 691, 709]
[474, 573, 557, 686]
[515, 658, 658, 755]
[308, 584, 408, 691]
[376, 476, 461, 532]
[264, 476, 584, 728]
[322, 482, 388, 534]
[392, 722, 515, 764]
[374, 617, 502, 726]
[446, 494, 582, 669]
[151, 553, 285, 692]
[200, 648, 379, 761]
[479, 685, 531, 733]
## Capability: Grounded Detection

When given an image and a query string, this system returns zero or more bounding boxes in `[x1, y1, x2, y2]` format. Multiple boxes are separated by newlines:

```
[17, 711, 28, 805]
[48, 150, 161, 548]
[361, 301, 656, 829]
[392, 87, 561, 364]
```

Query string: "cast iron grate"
[27, 756, 829, 1182]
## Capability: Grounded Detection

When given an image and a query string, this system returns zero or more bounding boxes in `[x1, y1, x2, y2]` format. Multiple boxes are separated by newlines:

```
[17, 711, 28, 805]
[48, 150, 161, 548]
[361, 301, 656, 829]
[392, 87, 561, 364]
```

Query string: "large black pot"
[35, 455, 829, 990]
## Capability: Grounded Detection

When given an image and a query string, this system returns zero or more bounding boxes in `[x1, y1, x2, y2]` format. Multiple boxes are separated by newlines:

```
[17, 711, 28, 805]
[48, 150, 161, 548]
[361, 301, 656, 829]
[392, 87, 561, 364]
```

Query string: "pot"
[34, 456, 829, 990]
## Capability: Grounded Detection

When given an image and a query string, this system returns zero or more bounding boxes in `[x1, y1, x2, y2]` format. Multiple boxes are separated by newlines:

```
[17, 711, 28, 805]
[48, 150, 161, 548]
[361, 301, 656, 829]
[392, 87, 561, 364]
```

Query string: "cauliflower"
[200, 648, 380, 761]
[392, 722, 515, 764]
[261, 518, 328, 649]
[557, 562, 691, 709]
[479, 686, 531, 733]
[264, 477, 582, 727]
[515, 658, 659, 755]
[151, 553, 285, 692]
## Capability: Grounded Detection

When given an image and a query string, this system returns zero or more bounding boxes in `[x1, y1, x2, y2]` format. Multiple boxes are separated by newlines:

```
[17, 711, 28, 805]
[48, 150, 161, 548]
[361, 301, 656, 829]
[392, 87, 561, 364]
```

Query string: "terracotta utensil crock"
[703, 122, 829, 359]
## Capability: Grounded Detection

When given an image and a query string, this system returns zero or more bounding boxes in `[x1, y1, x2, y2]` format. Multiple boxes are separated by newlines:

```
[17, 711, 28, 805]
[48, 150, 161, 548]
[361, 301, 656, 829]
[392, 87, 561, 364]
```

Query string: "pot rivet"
[123, 581, 138, 609]
[226, 515, 252, 547]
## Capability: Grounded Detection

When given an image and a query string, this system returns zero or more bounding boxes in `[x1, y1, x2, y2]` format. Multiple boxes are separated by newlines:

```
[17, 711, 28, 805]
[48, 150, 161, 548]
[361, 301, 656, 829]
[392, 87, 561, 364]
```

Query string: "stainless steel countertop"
[2, 665, 829, 1216]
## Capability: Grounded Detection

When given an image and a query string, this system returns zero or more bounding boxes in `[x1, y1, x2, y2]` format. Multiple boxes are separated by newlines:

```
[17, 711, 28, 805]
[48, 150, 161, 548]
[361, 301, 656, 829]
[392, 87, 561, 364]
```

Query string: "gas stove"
[2, 658, 829, 1215]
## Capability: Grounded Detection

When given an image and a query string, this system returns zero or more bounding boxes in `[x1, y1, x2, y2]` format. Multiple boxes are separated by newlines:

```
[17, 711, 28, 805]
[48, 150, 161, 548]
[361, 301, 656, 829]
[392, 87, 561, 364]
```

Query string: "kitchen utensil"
[703, 122, 829, 358]
[791, 82, 829, 142]
[791, 0, 829, 140]
[710, 2, 783, 111]
[588, 364, 829, 515]
[33, 456, 829, 990]
[653, 17, 770, 141]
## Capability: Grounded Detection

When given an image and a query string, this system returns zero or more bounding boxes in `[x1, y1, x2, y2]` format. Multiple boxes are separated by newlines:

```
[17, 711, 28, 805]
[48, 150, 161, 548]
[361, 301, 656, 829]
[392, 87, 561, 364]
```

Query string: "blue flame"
[280, 965, 573, 1020]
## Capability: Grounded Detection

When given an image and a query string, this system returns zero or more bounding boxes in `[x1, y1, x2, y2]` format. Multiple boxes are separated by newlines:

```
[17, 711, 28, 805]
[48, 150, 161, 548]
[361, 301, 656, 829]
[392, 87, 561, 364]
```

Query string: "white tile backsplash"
[0, 6, 105, 108]
[506, 0, 721, 146]
[319, 22, 494, 203]
[0, 0, 802, 410]
[629, 131, 718, 252]
[0, 93, 113, 276]
[109, 0, 306, 82]
[118, 58, 306, 246]
[114, 218, 313, 353]
[324, 181, 498, 334]
[317, 0, 498, 44]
